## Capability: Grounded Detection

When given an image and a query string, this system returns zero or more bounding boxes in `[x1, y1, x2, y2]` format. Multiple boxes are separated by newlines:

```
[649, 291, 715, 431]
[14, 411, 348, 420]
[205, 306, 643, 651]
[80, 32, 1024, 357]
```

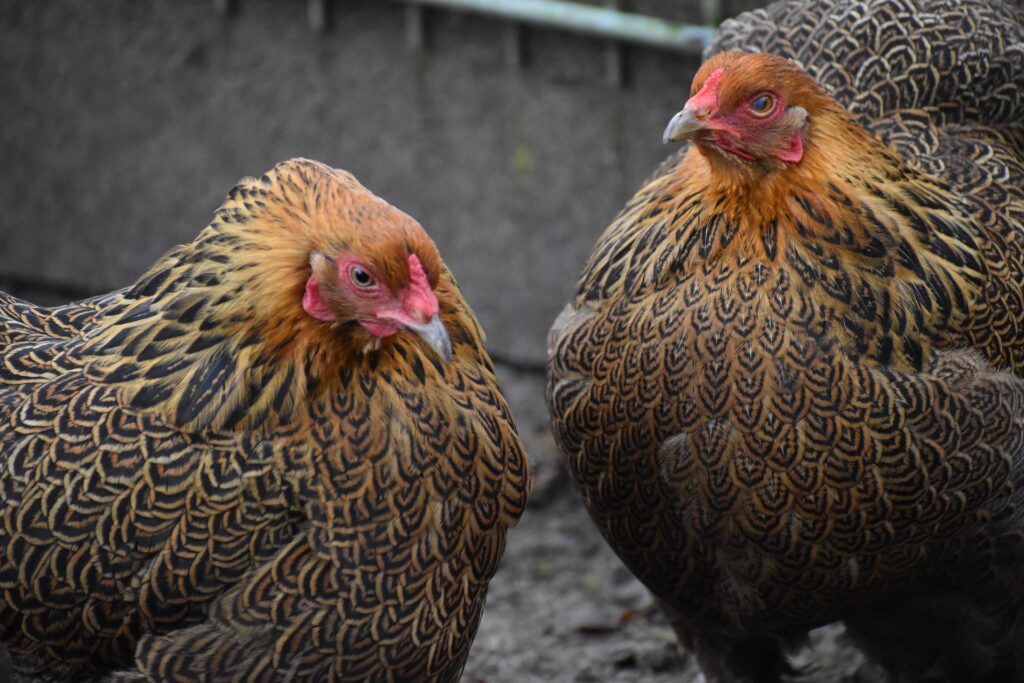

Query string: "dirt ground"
[464, 370, 880, 683]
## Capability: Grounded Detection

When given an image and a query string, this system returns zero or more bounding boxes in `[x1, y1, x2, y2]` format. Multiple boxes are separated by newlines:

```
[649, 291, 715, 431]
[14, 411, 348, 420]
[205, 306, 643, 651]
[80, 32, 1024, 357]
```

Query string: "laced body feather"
[0, 159, 529, 682]
[548, 1, 1024, 680]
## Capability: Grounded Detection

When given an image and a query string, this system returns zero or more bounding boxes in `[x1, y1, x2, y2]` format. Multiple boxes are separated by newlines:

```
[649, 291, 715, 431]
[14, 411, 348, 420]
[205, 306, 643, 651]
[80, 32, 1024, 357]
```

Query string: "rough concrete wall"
[0, 0, 764, 362]
[0, 0, 766, 475]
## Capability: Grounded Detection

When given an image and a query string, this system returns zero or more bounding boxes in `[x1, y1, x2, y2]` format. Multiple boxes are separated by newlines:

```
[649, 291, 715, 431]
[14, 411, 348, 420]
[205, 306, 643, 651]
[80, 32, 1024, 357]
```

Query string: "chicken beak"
[406, 314, 453, 363]
[662, 106, 707, 143]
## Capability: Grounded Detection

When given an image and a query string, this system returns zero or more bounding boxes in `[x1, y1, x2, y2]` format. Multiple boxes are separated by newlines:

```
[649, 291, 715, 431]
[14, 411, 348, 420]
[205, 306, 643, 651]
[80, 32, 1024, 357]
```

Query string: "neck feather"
[579, 110, 985, 370]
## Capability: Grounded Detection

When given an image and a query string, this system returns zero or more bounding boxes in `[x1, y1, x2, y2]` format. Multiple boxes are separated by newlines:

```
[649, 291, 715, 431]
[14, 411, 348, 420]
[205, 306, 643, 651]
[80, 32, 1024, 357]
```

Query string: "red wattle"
[715, 132, 756, 161]
[359, 319, 401, 337]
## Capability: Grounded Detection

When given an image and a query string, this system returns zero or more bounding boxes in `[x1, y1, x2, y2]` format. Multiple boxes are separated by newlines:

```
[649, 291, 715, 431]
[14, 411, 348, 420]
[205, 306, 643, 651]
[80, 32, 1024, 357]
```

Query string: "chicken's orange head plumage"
[217, 158, 452, 364]
[302, 226, 450, 362]
[663, 52, 839, 170]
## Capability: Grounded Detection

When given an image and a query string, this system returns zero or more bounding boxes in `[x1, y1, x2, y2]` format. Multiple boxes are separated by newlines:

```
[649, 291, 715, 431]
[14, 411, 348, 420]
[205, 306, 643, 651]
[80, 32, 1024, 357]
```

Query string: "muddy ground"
[464, 369, 878, 683]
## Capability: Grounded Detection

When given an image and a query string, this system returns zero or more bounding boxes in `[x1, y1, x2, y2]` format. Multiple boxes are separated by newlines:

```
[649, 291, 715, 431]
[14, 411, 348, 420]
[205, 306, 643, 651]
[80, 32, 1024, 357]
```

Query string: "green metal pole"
[383, 0, 716, 53]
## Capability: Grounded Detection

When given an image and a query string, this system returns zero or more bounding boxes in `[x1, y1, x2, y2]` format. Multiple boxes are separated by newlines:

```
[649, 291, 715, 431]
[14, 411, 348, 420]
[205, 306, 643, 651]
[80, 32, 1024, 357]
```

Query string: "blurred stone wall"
[0, 0, 764, 470]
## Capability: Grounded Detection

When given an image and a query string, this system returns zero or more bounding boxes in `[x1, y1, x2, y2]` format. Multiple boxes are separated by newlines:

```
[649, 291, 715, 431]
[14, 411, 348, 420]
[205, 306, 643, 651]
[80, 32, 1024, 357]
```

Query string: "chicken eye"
[750, 94, 775, 117]
[349, 265, 375, 288]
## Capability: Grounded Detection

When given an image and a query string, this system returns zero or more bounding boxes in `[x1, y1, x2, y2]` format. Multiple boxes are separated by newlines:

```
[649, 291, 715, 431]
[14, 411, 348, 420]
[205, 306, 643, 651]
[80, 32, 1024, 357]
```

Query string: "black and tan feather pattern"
[0, 159, 529, 682]
[548, 1, 1024, 681]
[709, 0, 1024, 370]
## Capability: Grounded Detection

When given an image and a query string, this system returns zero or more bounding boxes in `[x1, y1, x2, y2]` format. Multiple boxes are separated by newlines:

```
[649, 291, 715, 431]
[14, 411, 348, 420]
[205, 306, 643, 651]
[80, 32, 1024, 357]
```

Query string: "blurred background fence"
[0, 0, 763, 470]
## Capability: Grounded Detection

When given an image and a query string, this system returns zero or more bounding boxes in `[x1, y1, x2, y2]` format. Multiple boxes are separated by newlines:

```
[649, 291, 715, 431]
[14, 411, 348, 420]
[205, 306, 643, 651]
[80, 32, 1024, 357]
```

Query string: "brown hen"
[547, 1, 1024, 681]
[0, 158, 529, 682]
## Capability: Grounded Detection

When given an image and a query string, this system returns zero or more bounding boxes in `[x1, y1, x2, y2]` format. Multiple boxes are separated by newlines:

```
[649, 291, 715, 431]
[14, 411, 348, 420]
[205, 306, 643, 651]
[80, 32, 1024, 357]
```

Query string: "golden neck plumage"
[579, 108, 986, 370]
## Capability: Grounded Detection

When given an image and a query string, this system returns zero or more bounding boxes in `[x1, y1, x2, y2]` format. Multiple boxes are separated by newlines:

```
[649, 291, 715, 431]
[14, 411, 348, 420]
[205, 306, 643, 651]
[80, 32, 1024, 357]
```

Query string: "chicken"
[0, 158, 529, 682]
[546, 1, 1024, 681]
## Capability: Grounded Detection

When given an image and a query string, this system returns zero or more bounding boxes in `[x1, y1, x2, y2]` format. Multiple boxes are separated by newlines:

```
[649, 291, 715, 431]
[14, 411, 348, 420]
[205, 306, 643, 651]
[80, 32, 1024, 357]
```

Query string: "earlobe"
[779, 132, 804, 163]
[778, 106, 807, 164]
[302, 274, 335, 322]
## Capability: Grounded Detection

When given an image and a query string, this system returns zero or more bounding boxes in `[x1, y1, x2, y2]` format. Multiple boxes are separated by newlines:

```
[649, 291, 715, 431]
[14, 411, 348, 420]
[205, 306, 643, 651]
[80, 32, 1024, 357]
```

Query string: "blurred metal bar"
[406, 5, 427, 50]
[701, 0, 721, 27]
[384, 0, 715, 53]
[603, 0, 623, 86]
[213, 0, 236, 17]
[504, 23, 524, 69]
[308, 0, 331, 33]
